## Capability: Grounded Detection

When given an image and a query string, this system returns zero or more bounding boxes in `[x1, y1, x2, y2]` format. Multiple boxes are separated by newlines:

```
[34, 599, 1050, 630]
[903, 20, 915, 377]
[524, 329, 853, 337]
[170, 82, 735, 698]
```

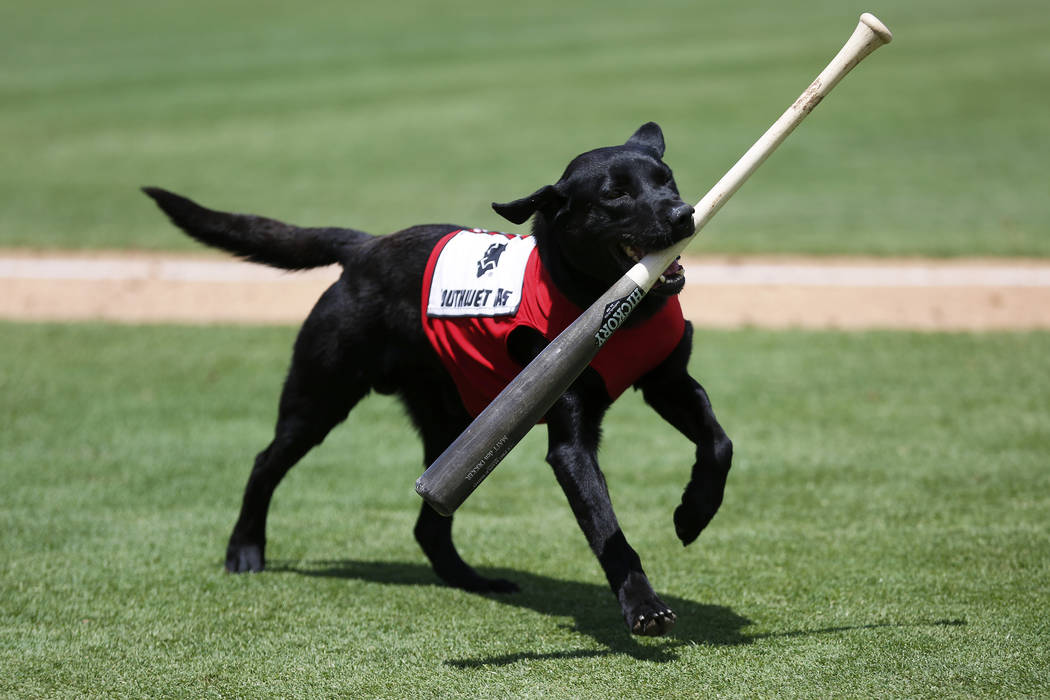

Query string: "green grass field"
[2, 0, 1048, 256]
[3, 0, 1049, 697]
[2, 323, 1047, 697]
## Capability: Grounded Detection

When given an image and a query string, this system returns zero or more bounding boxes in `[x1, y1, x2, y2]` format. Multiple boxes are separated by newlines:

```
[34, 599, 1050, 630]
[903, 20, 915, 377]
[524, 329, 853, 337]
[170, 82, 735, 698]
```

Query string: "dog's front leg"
[638, 325, 733, 545]
[545, 377, 677, 637]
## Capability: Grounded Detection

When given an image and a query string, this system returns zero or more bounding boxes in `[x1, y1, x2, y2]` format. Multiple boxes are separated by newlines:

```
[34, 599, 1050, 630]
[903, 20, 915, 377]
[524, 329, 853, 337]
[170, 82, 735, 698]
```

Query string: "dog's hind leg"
[402, 385, 520, 594]
[226, 293, 370, 573]
[414, 504, 519, 594]
[225, 368, 367, 573]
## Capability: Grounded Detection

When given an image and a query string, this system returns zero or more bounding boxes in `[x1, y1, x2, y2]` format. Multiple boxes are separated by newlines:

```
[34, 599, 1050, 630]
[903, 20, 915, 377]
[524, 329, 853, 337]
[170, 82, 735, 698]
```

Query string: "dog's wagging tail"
[142, 187, 370, 270]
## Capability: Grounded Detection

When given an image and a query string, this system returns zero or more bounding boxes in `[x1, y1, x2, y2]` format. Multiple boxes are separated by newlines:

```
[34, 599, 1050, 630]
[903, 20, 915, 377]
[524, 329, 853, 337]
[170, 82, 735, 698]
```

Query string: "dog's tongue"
[663, 257, 683, 277]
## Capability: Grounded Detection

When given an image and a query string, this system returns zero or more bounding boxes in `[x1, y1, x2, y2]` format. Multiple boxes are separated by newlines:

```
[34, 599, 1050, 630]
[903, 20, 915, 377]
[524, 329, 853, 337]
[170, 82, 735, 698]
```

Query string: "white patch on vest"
[427, 230, 535, 318]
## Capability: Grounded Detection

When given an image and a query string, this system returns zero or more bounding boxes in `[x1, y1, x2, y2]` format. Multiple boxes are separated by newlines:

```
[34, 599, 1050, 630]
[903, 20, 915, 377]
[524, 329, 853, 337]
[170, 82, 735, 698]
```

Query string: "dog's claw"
[629, 604, 677, 636]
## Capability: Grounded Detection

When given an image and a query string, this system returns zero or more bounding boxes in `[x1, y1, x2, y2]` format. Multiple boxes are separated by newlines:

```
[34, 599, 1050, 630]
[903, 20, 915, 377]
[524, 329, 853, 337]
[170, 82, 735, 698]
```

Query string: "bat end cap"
[415, 478, 456, 517]
[859, 12, 893, 44]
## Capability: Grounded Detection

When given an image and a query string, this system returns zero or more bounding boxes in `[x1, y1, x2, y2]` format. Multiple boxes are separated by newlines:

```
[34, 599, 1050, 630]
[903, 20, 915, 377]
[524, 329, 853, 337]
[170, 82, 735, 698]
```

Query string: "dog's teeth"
[659, 275, 667, 284]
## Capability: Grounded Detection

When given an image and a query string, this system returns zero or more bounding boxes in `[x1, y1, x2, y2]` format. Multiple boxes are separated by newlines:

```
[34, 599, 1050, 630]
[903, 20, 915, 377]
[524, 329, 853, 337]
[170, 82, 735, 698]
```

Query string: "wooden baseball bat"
[416, 13, 893, 516]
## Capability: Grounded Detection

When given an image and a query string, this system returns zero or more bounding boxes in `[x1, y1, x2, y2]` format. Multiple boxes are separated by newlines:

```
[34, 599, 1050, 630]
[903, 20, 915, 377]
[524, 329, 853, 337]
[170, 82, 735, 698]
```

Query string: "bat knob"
[859, 13, 893, 44]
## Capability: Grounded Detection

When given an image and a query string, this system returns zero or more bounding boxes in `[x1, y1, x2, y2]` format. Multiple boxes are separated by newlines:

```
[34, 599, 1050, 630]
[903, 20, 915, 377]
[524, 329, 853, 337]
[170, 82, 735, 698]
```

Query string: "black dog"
[143, 123, 732, 636]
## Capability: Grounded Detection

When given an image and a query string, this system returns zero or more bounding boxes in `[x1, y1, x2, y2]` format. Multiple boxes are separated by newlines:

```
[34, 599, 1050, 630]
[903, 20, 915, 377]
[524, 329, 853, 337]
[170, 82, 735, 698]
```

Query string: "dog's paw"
[628, 600, 677, 637]
[225, 542, 265, 573]
[673, 502, 715, 546]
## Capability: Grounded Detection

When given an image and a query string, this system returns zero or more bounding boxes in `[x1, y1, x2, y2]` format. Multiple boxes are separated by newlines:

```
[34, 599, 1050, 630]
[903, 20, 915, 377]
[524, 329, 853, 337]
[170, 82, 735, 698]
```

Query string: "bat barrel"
[416, 273, 644, 515]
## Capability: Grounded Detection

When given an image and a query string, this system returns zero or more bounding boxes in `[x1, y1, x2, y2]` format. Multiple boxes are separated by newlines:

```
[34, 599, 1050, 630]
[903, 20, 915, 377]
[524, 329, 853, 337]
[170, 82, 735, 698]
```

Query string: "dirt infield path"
[3, 251, 1049, 330]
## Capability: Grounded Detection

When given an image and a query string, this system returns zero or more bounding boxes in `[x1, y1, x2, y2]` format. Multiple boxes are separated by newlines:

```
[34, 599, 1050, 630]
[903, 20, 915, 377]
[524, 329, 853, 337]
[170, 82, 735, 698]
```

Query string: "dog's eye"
[601, 188, 629, 201]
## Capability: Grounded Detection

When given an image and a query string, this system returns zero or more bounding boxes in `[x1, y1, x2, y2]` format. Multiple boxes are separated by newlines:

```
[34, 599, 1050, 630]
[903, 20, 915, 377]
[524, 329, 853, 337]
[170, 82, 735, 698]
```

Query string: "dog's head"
[493, 123, 693, 319]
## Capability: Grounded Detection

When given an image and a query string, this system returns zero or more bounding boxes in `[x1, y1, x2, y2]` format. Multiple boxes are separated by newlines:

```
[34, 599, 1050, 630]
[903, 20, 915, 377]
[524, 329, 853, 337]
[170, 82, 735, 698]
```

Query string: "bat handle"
[689, 13, 892, 236]
[629, 13, 892, 297]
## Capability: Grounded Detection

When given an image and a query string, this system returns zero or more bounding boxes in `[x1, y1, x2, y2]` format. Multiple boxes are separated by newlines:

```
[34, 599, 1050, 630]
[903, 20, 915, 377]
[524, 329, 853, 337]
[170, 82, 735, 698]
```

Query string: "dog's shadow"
[271, 558, 748, 664]
[272, 559, 968, 667]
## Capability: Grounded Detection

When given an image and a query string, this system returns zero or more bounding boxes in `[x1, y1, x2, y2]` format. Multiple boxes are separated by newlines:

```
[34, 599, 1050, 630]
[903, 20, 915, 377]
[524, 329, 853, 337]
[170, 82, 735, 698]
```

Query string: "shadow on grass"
[271, 559, 965, 667]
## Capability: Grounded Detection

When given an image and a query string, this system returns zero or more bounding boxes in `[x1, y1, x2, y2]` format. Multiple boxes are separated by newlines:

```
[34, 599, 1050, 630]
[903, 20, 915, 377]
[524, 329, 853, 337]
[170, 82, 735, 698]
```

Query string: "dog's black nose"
[668, 203, 695, 228]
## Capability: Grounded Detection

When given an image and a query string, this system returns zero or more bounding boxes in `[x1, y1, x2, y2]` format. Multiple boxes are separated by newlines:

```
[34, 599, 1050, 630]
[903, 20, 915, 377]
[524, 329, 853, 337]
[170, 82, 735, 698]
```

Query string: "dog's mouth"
[620, 243, 686, 295]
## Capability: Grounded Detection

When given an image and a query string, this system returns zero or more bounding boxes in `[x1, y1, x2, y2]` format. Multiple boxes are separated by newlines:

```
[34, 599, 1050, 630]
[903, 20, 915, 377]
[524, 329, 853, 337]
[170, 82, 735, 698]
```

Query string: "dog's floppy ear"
[626, 122, 665, 157]
[492, 184, 563, 225]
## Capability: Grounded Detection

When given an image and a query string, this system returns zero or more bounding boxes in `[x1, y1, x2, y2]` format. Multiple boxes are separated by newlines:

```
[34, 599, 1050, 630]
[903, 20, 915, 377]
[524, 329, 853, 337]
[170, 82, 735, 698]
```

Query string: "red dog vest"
[421, 229, 685, 417]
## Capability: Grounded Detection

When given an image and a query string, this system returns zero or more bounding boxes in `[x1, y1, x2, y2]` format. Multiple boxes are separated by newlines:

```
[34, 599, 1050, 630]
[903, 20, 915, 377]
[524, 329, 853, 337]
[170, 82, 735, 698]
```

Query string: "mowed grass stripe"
[1, 0, 1048, 255]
